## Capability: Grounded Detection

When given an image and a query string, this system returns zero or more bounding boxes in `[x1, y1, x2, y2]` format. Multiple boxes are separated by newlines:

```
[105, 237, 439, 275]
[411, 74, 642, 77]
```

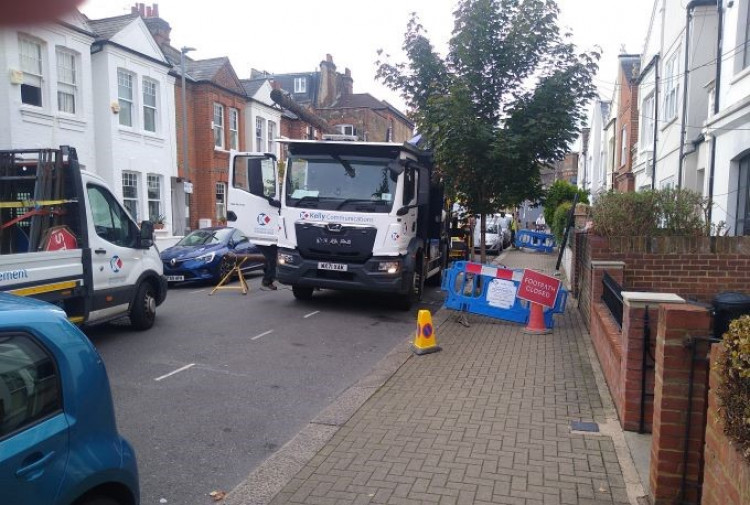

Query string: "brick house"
[614, 54, 640, 193]
[270, 54, 414, 144]
[139, 4, 246, 232]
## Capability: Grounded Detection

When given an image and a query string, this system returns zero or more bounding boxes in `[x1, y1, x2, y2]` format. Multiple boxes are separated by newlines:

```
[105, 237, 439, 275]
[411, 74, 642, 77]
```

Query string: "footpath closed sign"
[518, 269, 561, 308]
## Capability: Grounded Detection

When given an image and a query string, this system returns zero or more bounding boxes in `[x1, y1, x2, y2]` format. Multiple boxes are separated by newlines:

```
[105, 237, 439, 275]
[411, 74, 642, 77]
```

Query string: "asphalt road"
[85, 273, 444, 505]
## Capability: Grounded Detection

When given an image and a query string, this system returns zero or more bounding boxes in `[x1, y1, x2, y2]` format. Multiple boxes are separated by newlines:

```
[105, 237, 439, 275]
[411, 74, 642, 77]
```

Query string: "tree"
[377, 0, 598, 262]
[541, 179, 589, 227]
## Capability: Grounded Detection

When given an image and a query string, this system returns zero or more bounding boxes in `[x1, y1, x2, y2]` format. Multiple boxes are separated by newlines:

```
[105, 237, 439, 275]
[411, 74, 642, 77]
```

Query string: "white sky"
[80, 0, 655, 112]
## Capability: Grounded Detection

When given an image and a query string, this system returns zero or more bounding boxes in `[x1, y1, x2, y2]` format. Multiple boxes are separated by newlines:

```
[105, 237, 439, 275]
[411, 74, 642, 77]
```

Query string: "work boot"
[261, 280, 277, 290]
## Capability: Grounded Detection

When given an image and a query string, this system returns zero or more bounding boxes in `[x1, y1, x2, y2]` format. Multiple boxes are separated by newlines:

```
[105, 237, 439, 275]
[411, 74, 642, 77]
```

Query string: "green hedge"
[717, 315, 750, 463]
[591, 188, 706, 237]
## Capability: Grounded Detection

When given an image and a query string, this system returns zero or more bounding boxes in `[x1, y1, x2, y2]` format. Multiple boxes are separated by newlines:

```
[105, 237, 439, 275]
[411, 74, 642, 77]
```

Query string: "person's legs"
[259, 245, 277, 288]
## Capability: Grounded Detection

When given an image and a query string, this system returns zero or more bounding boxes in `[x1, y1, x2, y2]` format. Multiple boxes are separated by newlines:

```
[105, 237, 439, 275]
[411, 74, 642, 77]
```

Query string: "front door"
[227, 153, 279, 245]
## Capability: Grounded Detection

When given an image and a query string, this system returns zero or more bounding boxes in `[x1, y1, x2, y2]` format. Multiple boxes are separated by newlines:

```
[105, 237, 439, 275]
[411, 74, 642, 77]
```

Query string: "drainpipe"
[707, 0, 724, 226]
[679, 0, 718, 189]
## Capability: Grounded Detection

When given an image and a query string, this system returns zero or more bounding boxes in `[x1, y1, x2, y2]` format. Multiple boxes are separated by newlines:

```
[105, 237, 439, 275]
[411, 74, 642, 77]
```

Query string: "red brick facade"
[175, 72, 246, 229]
[614, 55, 640, 193]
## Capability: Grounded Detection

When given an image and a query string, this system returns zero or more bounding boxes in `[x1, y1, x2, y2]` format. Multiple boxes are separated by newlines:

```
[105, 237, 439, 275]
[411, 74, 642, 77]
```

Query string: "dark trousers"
[257, 244, 277, 284]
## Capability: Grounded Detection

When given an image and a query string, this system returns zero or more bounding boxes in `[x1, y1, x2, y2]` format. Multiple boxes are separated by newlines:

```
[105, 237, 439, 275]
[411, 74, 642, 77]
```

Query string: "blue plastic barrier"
[514, 229, 556, 253]
[441, 261, 567, 328]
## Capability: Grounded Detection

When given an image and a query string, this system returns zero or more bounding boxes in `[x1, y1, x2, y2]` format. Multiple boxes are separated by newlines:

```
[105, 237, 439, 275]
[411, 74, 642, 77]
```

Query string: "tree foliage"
[541, 179, 589, 226]
[376, 0, 599, 218]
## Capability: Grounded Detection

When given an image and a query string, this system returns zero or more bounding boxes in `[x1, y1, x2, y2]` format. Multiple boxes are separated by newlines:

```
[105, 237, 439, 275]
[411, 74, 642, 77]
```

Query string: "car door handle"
[15, 451, 56, 481]
[95, 248, 107, 255]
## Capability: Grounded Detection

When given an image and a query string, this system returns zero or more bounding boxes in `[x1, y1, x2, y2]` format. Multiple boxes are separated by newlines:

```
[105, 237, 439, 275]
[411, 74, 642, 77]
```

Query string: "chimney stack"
[136, 3, 171, 47]
[342, 68, 353, 97]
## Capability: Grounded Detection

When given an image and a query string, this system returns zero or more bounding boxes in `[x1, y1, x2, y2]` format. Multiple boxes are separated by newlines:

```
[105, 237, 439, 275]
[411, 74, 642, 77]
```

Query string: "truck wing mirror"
[227, 211, 237, 222]
[139, 221, 154, 249]
[268, 197, 281, 209]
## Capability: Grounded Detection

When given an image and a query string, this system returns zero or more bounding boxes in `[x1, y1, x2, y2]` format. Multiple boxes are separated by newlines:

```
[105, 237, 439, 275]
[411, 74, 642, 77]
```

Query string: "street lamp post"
[180, 46, 195, 234]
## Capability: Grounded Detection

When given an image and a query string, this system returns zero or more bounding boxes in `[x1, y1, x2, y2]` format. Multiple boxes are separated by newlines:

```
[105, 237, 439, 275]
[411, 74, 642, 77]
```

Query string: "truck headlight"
[377, 261, 400, 274]
[278, 252, 296, 265]
[195, 252, 215, 263]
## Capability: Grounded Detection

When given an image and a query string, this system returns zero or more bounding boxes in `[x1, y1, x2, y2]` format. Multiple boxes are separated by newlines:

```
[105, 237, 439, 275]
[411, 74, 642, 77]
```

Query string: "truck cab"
[227, 141, 446, 309]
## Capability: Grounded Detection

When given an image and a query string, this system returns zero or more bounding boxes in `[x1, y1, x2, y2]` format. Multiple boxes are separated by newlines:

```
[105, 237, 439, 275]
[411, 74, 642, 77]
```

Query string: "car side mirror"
[139, 221, 154, 249]
[227, 211, 237, 222]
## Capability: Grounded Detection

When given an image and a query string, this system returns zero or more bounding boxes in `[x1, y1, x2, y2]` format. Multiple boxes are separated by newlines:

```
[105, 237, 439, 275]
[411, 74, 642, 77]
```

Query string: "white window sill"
[730, 65, 750, 86]
[660, 116, 677, 131]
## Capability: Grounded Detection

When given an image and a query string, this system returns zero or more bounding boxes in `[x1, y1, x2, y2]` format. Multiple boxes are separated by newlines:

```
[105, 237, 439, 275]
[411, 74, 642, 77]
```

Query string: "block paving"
[268, 250, 631, 505]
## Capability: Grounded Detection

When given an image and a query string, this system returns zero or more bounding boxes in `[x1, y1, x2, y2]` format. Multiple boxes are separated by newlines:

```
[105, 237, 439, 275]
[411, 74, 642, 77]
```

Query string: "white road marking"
[190, 288, 207, 294]
[154, 363, 195, 382]
[303, 311, 320, 319]
[251, 329, 274, 341]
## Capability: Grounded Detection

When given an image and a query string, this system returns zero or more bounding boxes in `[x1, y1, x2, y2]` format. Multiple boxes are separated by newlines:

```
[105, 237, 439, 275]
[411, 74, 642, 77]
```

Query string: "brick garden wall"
[576, 233, 750, 306]
[702, 344, 750, 505]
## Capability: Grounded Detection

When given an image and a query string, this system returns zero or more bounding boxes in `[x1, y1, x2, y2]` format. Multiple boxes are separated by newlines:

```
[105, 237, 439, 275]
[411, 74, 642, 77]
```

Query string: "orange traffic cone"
[412, 309, 442, 355]
[523, 302, 552, 334]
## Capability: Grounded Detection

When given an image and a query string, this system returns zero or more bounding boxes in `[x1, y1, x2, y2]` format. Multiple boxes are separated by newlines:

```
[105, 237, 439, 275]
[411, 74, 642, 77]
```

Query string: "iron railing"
[601, 271, 623, 328]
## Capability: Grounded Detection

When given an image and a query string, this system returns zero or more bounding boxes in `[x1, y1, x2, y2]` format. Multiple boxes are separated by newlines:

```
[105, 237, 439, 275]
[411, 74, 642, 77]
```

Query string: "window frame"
[142, 78, 158, 133]
[293, 77, 306, 94]
[267, 120, 276, 154]
[663, 52, 680, 122]
[215, 182, 226, 221]
[56, 47, 77, 115]
[229, 108, 239, 150]
[18, 35, 44, 108]
[641, 92, 655, 149]
[743, 1, 750, 70]
[620, 126, 628, 167]
[737, 155, 750, 235]
[117, 69, 135, 128]
[255, 117, 265, 152]
[121, 171, 140, 221]
[0, 332, 63, 440]
[147, 174, 161, 223]
[213, 103, 225, 149]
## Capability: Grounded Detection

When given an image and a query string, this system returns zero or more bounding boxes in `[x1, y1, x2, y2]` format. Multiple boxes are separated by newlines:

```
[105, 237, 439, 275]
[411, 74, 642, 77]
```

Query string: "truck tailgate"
[0, 249, 84, 295]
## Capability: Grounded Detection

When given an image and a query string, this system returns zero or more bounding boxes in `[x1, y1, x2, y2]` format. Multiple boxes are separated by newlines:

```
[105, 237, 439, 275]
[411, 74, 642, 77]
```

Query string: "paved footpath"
[226, 249, 643, 505]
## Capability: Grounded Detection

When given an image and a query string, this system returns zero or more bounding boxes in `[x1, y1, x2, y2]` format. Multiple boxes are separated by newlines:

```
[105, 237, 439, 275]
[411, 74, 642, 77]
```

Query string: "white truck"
[227, 140, 448, 309]
[0, 146, 167, 329]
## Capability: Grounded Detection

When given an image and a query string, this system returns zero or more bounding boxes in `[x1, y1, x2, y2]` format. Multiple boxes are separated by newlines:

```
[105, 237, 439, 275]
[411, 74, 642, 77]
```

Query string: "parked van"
[0, 147, 167, 329]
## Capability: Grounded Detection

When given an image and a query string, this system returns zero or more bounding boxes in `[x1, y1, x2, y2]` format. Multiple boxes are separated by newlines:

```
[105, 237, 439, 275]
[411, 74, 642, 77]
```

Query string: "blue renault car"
[0, 294, 139, 505]
[160, 226, 264, 284]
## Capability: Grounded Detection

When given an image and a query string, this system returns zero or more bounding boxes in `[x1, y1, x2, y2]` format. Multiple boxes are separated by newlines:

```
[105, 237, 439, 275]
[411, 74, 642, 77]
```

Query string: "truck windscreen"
[286, 156, 398, 212]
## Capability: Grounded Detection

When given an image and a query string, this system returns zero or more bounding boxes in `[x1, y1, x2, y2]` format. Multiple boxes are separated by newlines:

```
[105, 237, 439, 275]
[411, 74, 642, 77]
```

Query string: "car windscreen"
[176, 228, 233, 247]
[285, 155, 397, 212]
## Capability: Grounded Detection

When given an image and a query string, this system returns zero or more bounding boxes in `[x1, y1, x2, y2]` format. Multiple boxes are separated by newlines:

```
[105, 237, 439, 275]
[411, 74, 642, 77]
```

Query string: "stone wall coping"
[622, 292, 685, 305]
[590, 261, 626, 269]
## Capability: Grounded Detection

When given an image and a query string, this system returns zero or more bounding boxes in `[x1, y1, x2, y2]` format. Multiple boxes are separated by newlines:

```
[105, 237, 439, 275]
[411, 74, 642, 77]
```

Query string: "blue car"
[160, 227, 264, 284]
[0, 293, 139, 505]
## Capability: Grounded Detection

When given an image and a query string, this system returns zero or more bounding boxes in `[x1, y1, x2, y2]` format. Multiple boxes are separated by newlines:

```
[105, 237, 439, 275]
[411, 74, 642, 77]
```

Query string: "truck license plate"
[318, 262, 347, 272]
[166, 275, 184, 282]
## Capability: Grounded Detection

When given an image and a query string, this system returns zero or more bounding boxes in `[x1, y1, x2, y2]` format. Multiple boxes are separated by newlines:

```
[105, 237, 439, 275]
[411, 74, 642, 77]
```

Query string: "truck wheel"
[292, 285, 314, 300]
[130, 281, 156, 331]
[397, 257, 424, 311]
